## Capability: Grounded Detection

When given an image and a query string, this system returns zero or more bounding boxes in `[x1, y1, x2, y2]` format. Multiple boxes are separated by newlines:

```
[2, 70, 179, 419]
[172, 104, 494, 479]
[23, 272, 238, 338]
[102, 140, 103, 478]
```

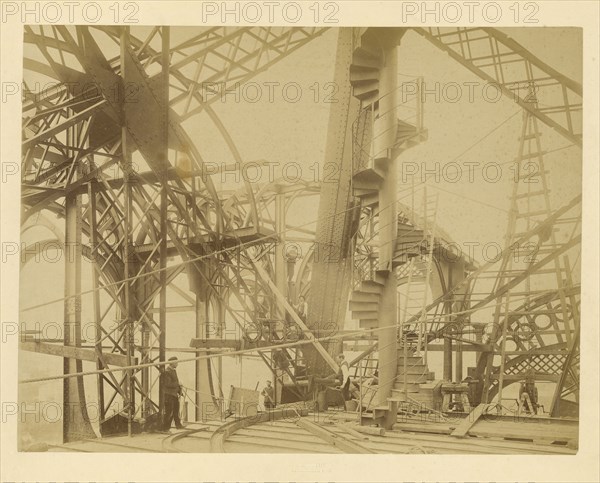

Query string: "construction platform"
[43, 410, 578, 455]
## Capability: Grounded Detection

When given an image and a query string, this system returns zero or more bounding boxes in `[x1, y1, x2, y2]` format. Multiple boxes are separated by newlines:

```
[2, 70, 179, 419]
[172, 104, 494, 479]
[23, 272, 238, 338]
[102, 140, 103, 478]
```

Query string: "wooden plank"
[161, 426, 211, 453]
[382, 428, 576, 455]
[396, 423, 454, 435]
[348, 424, 385, 437]
[20, 340, 130, 367]
[209, 407, 309, 452]
[451, 403, 489, 438]
[188, 339, 276, 349]
[296, 418, 375, 454]
[252, 262, 339, 373]
[235, 428, 340, 447]
[339, 424, 370, 440]
[470, 421, 578, 444]
[189, 339, 240, 349]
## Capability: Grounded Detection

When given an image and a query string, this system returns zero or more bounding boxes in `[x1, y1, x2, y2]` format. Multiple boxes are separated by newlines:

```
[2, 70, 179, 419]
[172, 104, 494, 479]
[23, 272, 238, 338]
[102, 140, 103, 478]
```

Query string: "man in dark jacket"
[160, 356, 185, 430]
[261, 380, 276, 410]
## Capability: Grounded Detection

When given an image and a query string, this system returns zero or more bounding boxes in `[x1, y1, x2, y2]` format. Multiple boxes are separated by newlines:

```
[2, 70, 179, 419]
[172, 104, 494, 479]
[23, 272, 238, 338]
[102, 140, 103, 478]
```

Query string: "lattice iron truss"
[19, 26, 581, 442]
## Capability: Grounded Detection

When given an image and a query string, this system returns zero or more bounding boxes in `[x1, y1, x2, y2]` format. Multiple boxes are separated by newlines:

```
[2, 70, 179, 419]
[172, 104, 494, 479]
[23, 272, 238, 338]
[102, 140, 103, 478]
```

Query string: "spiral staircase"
[347, 28, 442, 426]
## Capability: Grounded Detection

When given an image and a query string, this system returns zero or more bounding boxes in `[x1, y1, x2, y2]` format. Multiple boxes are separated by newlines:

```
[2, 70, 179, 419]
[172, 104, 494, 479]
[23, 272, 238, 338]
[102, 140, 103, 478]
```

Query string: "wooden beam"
[190, 339, 241, 349]
[251, 262, 339, 373]
[296, 418, 375, 454]
[148, 305, 195, 314]
[450, 403, 489, 438]
[188, 338, 301, 350]
[490, 374, 559, 382]
[20, 340, 130, 367]
[210, 407, 309, 452]
[348, 342, 378, 368]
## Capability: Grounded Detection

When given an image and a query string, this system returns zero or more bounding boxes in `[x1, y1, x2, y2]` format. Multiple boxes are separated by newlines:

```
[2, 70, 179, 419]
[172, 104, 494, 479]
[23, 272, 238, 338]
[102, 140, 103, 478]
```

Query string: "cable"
[19, 180, 422, 313]
[21, 103, 529, 314]
[18, 288, 555, 385]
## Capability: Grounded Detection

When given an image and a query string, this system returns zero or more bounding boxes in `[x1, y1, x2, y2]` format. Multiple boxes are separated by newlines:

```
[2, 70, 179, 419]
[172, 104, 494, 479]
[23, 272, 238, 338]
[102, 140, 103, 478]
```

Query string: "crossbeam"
[252, 262, 339, 374]
[414, 27, 582, 146]
[20, 340, 131, 367]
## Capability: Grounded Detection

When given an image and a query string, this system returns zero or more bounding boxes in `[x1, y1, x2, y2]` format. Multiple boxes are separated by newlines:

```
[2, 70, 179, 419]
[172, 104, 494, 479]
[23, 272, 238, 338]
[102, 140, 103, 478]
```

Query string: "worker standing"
[336, 353, 351, 401]
[261, 380, 276, 410]
[519, 369, 539, 415]
[159, 356, 185, 431]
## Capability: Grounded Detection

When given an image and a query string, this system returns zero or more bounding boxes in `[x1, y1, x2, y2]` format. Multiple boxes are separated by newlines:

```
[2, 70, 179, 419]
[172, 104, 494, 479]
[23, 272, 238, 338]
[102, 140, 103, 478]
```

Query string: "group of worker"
[157, 353, 540, 432]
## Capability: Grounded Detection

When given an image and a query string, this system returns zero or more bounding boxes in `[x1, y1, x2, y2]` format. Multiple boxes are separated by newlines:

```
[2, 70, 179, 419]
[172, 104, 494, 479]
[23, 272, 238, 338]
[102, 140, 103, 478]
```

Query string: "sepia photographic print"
[1, 1, 599, 482]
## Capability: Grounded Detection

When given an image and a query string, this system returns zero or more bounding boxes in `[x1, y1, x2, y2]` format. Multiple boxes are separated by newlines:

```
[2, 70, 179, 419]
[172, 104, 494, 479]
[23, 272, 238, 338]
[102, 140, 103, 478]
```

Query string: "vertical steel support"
[274, 192, 287, 321]
[305, 29, 358, 376]
[120, 26, 135, 437]
[63, 159, 96, 442]
[443, 338, 453, 381]
[358, 359, 363, 423]
[375, 46, 398, 273]
[87, 182, 105, 422]
[444, 263, 453, 381]
[455, 339, 463, 382]
[373, 42, 399, 407]
[158, 25, 170, 414]
[377, 275, 398, 406]
[550, 256, 580, 416]
[140, 266, 151, 419]
[195, 294, 206, 421]
[194, 292, 206, 421]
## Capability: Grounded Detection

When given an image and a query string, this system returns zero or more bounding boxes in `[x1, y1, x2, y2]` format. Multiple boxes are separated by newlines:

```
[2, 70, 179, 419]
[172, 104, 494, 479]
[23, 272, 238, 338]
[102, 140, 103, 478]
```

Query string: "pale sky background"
[19, 27, 582, 444]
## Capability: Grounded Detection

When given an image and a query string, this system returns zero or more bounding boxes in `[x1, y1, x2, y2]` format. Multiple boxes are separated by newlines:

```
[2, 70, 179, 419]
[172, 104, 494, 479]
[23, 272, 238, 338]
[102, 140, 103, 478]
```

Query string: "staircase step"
[396, 365, 428, 375]
[372, 272, 388, 285]
[360, 280, 384, 293]
[351, 291, 380, 303]
[356, 191, 379, 207]
[352, 310, 379, 320]
[352, 179, 381, 191]
[397, 231, 425, 241]
[353, 84, 380, 101]
[391, 259, 407, 269]
[352, 80, 379, 97]
[394, 244, 427, 255]
[396, 233, 425, 244]
[373, 150, 392, 167]
[352, 168, 384, 188]
[359, 319, 378, 329]
[394, 373, 429, 384]
[394, 254, 410, 266]
[360, 94, 380, 109]
[349, 301, 379, 312]
[395, 247, 424, 258]
[351, 54, 381, 69]
[353, 187, 378, 198]
[353, 41, 381, 60]
[395, 353, 423, 361]
[388, 393, 409, 402]
[392, 384, 420, 393]
[349, 65, 380, 83]
[397, 119, 417, 133]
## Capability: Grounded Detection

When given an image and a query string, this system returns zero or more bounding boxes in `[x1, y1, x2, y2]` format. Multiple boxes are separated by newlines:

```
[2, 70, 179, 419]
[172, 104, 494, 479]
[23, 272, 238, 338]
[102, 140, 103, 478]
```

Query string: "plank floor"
[46, 410, 577, 454]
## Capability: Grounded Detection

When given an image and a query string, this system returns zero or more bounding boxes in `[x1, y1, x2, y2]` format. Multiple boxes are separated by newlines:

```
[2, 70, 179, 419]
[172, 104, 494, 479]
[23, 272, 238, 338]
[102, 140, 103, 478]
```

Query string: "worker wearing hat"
[159, 356, 185, 431]
[519, 369, 539, 415]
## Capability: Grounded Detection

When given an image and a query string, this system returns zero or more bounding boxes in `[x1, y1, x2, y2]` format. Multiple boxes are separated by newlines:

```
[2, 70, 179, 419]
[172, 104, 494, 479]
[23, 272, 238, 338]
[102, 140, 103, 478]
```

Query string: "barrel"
[344, 399, 358, 412]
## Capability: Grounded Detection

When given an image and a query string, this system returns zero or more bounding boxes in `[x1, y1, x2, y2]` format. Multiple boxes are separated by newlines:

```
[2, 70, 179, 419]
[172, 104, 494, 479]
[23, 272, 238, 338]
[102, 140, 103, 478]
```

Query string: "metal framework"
[19, 26, 582, 443]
